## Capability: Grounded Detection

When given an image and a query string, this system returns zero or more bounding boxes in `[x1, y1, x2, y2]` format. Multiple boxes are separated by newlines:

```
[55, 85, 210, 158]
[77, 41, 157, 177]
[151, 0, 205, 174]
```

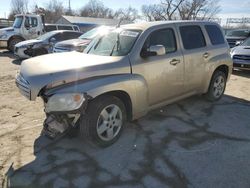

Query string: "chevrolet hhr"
[16, 21, 233, 147]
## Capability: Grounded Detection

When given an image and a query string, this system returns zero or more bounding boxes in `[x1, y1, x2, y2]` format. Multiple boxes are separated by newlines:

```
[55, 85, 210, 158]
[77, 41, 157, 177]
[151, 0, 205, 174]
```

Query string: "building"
[56, 15, 132, 32]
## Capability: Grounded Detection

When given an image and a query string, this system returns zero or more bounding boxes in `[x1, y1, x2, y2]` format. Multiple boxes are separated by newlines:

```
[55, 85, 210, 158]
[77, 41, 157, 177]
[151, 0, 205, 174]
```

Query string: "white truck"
[0, 14, 80, 52]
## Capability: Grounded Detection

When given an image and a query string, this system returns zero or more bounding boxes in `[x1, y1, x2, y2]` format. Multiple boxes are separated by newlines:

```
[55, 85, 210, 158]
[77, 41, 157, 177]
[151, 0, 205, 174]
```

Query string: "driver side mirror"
[141, 45, 166, 58]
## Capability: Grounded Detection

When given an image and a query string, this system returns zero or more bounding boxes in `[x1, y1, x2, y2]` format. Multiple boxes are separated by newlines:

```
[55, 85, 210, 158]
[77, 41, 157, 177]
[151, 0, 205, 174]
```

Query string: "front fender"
[44, 74, 149, 120]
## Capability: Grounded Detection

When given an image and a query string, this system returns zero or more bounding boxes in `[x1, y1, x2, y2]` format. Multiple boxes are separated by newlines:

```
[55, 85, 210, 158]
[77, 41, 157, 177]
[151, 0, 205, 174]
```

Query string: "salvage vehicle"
[53, 26, 112, 53]
[0, 14, 79, 52]
[16, 21, 232, 147]
[225, 29, 250, 48]
[230, 37, 250, 70]
[14, 30, 82, 59]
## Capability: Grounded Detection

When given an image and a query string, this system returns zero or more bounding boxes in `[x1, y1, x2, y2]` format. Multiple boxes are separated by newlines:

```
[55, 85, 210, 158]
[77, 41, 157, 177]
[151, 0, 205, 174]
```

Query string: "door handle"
[170, 59, 180, 66]
[203, 52, 210, 59]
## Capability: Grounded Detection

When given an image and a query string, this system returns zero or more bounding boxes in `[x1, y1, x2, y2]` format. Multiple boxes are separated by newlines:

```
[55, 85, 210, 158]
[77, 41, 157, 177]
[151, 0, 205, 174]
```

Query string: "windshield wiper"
[110, 33, 120, 56]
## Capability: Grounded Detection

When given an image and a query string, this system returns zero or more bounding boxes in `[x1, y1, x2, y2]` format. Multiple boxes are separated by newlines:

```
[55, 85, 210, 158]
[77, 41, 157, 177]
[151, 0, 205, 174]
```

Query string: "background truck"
[0, 14, 79, 52]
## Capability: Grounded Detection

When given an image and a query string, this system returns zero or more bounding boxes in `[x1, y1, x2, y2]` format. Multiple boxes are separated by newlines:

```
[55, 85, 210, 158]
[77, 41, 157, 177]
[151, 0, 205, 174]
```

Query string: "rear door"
[176, 24, 209, 93]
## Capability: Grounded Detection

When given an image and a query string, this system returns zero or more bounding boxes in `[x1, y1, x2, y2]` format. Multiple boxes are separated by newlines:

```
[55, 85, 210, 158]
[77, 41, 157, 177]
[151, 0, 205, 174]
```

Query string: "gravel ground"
[0, 50, 250, 188]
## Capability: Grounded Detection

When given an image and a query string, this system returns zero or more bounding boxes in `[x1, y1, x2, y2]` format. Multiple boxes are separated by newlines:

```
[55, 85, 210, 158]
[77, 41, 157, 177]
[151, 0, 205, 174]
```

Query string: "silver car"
[16, 21, 232, 147]
[231, 37, 250, 70]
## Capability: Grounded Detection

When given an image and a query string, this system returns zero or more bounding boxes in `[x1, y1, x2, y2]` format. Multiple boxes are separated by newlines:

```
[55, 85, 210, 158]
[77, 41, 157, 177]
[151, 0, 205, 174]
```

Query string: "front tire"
[79, 95, 126, 147]
[8, 38, 23, 52]
[205, 70, 226, 101]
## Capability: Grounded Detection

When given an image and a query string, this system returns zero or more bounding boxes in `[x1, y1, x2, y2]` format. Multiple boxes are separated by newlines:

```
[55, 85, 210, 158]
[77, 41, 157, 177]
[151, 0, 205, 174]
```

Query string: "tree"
[141, 0, 220, 21]
[80, 0, 114, 18]
[177, 0, 220, 20]
[44, 0, 65, 23]
[114, 6, 139, 21]
[8, 0, 29, 20]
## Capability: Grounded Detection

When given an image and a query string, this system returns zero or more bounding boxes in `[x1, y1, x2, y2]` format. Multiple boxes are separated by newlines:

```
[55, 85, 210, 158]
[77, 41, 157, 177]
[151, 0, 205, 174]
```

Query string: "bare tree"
[142, 0, 220, 21]
[9, 0, 29, 20]
[114, 7, 139, 21]
[178, 0, 220, 20]
[44, 0, 65, 23]
[80, 0, 114, 18]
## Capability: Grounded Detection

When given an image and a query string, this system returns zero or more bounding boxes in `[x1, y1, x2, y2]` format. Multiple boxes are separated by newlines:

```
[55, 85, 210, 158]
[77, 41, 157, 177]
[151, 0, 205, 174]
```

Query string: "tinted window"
[58, 25, 73, 30]
[51, 33, 63, 41]
[143, 28, 177, 54]
[73, 26, 79, 31]
[45, 25, 57, 32]
[62, 32, 82, 40]
[205, 25, 225, 45]
[180, 25, 206, 49]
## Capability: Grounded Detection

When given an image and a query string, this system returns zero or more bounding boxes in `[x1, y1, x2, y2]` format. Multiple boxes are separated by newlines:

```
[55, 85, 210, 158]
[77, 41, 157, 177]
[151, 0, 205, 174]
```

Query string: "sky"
[1, 0, 250, 24]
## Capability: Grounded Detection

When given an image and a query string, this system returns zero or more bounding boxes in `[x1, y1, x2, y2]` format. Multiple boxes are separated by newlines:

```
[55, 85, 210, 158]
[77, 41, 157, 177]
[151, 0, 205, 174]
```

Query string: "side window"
[62, 32, 81, 40]
[58, 25, 73, 30]
[73, 26, 79, 31]
[45, 25, 57, 32]
[205, 25, 225, 45]
[30, 17, 38, 27]
[180, 25, 206, 50]
[51, 33, 62, 41]
[143, 28, 177, 54]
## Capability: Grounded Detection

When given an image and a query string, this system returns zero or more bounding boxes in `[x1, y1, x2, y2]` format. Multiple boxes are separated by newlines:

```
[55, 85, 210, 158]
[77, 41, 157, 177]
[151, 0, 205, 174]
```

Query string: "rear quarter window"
[180, 25, 206, 50]
[205, 25, 225, 45]
[45, 25, 57, 32]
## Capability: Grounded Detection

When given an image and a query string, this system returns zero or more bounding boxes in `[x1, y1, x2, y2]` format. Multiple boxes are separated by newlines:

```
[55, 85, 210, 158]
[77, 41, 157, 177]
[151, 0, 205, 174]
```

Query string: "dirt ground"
[0, 50, 250, 188]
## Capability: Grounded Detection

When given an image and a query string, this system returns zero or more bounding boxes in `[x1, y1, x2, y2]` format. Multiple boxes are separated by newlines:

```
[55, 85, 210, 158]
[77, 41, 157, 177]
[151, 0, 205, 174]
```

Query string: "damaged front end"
[41, 93, 88, 139]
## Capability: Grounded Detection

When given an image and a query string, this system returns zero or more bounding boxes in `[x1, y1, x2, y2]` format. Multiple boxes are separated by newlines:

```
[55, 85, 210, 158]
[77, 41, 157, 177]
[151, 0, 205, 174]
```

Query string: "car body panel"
[16, 21, 233, 120]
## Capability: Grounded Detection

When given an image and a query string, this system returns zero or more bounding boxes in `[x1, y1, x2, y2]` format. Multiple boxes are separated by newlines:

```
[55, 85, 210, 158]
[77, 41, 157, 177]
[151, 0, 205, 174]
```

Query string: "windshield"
[87, 29, 141, 56]
[241, 38, 250, 46]
[79, 26, 110, 40]
[13, 16, 23, 28]
[37, 31, 57, 41]
[226, 30, 250, 37]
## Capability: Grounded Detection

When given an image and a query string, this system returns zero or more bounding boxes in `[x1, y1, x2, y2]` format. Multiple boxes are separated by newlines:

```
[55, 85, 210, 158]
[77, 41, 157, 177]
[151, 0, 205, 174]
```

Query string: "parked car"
[14, 30, 82, 58]
[16, 21, 232, 147]
[225, 29, 250, 48]
[53, 26, 112, 53]
[230, 37, 250, 70]
[45, 24, 80, 32]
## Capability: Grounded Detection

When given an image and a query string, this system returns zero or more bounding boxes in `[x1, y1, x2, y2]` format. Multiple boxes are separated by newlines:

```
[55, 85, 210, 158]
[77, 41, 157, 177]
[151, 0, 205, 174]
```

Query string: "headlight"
[45, 93, 85, 113]
[75, 45, 85, 52]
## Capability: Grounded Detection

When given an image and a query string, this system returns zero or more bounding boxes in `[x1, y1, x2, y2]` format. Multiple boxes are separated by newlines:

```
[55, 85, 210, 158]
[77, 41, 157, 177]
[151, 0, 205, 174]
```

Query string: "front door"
[22, 16, 40, 40]
[132, 27, 184, 106]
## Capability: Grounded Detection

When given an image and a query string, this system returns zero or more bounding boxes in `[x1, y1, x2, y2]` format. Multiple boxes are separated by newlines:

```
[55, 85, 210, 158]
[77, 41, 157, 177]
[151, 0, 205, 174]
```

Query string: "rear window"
[180, 25, 206, 50]
[58, 25, 73, 30]
[205, 25, 225, 45]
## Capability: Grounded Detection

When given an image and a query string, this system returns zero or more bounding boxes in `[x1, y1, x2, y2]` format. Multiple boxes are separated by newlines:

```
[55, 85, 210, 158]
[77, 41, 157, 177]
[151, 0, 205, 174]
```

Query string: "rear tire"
[205, 70, 226, 101]
[79, 95, 127, 147]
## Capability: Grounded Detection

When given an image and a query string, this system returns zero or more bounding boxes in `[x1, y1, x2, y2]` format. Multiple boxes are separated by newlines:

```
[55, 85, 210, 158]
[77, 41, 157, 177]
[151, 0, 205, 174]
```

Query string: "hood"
[15, 39, 43, 47]
[55, 38, 91, 48]
[20, 52, 130, 100]
[0, 27, 14, 33]
[231, 45, 250, 55]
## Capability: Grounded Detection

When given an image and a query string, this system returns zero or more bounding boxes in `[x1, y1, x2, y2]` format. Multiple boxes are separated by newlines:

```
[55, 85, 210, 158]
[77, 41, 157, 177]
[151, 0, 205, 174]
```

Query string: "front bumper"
[14, 46, 31, 59]
[0, 40, 7, 48]
[233, 60, 250, 70]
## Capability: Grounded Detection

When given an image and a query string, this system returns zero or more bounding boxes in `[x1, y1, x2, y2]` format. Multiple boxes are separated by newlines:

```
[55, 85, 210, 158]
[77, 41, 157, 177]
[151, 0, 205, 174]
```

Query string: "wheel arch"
[8, 35, 25, 46]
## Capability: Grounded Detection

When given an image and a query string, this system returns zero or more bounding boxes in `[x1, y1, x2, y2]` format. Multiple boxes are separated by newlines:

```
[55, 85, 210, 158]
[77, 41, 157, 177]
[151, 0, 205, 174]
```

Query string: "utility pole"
[68, 0, 72, 15]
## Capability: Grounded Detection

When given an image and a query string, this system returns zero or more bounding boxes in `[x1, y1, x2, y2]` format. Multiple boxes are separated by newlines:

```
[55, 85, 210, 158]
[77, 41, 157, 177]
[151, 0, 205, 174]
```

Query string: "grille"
[233, 55, 250, 60]
[15, 73, 31, 99]
[234, 63, 250, 69]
